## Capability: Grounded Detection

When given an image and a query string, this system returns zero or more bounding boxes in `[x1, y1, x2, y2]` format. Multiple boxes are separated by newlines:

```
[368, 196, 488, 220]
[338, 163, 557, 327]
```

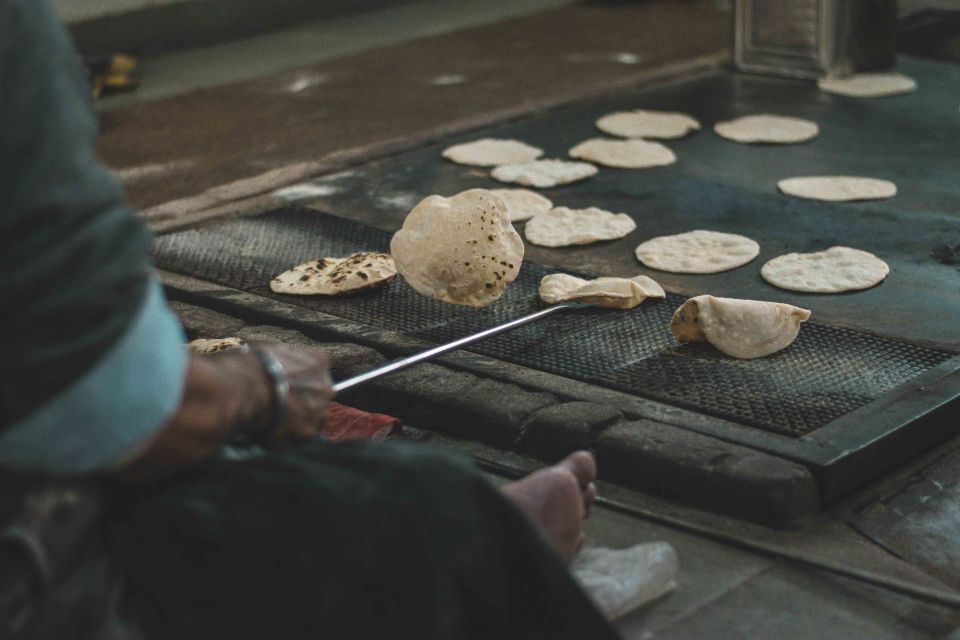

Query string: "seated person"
[0, 2, 618, 638]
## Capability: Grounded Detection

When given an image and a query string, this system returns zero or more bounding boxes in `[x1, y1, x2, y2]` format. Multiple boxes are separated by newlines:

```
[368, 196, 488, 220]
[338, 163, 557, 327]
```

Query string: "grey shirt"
[0, 0, 187, 473]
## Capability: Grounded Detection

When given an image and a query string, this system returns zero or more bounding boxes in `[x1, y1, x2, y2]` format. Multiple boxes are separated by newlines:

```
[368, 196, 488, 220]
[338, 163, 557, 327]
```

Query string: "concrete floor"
[94, 0, 959, 108]
[99, 0, 575, 108]
[466, 436, 960, 639]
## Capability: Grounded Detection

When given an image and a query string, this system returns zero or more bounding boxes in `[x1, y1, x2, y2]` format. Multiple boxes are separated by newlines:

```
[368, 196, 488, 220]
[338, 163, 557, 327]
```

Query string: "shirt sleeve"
[0, 277, 188, 474]
[0, 0, 189, 473]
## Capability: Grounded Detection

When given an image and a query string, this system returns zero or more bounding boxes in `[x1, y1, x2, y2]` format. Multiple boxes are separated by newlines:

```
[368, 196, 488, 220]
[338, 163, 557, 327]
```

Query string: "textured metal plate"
[154, 206, 955, 438]
[291, 58, 960, 352]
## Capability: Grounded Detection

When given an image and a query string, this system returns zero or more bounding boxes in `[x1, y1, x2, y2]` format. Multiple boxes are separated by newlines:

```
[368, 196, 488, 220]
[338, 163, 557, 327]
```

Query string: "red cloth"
[320, 403, 402, 442]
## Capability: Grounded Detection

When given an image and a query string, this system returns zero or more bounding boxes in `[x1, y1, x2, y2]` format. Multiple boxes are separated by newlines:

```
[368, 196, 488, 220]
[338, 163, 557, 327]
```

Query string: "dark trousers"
[105, 440, 618, 640]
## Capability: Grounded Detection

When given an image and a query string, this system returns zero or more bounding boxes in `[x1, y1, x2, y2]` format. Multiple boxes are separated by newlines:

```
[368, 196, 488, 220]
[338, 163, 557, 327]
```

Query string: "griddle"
[154, 56, 960, 501]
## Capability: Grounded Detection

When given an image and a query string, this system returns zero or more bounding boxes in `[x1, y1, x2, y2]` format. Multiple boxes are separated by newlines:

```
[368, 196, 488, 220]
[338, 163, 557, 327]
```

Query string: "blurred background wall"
[54, 0, 424, 54]
[55, 0, 184, 23]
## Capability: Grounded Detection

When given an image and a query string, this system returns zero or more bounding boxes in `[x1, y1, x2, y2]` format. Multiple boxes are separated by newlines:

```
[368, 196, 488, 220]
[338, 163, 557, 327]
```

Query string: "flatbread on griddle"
[569, 138, 676, 169]
[491, 159, 598, 188]
[714, 115, 819, 144]
[269, 258, 341, 294]
[777, 176, 896, 202]
[670, 295, 810, 359]
[270, 253, 396, 296]
[525, 207, 636, 247]
[188, 337, 246, 355]
[816, 73, 916, 98]
[596, 109, 700, 140]
[539, 273, 665, 309]
[319, 253, 398, 295]
[634, 230, 759, 274]
[490, 189, 553, 222]
[761, 246, 889, 293]
[442, 138, 543, 167]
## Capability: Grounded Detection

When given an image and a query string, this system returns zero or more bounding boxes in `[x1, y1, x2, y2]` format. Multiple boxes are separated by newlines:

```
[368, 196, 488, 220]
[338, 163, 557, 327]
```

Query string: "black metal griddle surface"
[295, 56, 960, 351]
[154, 206, 955, 438]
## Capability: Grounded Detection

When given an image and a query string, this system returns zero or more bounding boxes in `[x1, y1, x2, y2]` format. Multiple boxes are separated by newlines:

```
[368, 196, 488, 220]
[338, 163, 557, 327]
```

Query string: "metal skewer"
[332, 302, 588, 393]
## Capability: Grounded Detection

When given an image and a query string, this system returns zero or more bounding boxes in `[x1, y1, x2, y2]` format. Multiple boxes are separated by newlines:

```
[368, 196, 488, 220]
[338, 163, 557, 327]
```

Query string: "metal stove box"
[735, 0, 897, 79]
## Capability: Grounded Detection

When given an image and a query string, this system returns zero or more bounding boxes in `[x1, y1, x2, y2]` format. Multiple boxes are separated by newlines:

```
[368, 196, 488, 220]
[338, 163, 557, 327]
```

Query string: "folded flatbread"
[670, 295, 810, 359]
[539, 273, 665, 309]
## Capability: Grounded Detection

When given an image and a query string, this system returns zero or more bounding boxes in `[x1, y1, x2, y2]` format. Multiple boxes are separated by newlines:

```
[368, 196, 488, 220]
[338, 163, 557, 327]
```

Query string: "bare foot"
[501, 451, 598, 562]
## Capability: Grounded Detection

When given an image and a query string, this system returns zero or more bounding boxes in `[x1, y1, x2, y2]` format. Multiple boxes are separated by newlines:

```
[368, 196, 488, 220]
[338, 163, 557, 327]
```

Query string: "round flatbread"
[491, 159, 598, 188]
[316, 253, 398, 294]
[490, 189, 553, 222]
[270, 253, 397, 296]
[634, 230, 760, 274]
[816, 73, 917, 98]
[761, 246, 889, 293]
[188, 337, 246, 355]
[670, 295, 810, 359]
[713, 115, 819, 144]
[568, 138, 676, 169]
[269, 258, 341, 294]
[539, 273, 665, 309]
[778, 176, 896, 202]
[595, 109, 701, 140]
[525, 207, 637, 247]
[390, 189, 523, 307]
[442, 138, 543, 167]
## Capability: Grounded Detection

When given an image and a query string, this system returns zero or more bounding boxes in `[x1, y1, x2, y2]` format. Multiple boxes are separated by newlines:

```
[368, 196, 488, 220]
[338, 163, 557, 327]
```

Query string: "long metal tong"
[332, 302, 587, 393]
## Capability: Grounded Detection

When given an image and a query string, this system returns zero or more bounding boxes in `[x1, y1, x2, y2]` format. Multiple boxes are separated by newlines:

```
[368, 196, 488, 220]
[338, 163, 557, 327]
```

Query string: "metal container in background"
[735, 0, 897, 79]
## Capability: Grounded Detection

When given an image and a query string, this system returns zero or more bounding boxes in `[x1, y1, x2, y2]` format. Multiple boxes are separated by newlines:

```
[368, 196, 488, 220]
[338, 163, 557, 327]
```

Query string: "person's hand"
[247, 342, 334, 447]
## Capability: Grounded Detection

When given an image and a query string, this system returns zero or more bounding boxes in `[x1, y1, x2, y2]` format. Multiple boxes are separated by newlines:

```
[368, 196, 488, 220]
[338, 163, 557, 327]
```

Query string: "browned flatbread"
[270, 253, 397, 296]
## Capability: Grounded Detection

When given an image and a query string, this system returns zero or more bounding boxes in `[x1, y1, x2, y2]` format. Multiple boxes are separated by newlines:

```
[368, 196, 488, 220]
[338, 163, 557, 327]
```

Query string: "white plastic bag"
[570, 541, 679, 620]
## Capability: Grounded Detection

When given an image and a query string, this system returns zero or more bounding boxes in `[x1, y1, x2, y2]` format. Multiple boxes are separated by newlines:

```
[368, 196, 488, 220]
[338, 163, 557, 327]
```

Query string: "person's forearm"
[118, 351, 271, 479]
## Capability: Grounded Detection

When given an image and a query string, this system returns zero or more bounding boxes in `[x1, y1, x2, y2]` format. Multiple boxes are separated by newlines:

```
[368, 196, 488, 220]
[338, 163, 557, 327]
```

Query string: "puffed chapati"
[491, 189, 553, 222]
[670, 295, 810, 359]
[442, 138, 543, 167]
[778, 176, 896, 202]
[761, 246, 889, 293]
[569, 138, 676, 169]
[491, 159, 598, 188]
[634, 230, 760, 274]
[539, 273, 665, 309]
[188, 337, 246, 355]
[596, 109, 700, 140]
[714, 115, 819, 144]
[270, 253, 397, 296]
[525, 207, 637, 247]
[816, 73, 917, 98]
[390, 189, 523, 307]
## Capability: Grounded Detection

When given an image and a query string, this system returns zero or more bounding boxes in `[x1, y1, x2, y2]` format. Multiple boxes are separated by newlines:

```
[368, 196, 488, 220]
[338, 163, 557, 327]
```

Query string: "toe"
[583, 482, 597, 517]
[560, 451, 597, 488]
